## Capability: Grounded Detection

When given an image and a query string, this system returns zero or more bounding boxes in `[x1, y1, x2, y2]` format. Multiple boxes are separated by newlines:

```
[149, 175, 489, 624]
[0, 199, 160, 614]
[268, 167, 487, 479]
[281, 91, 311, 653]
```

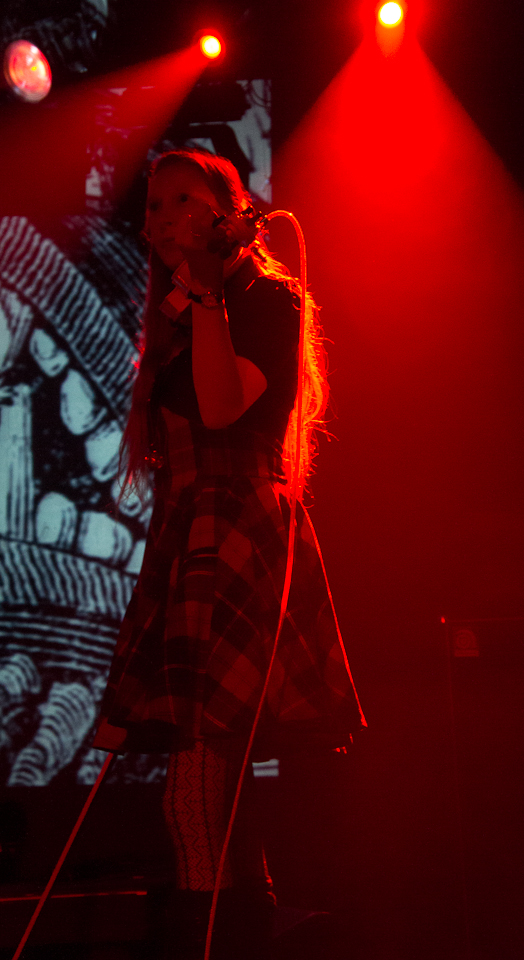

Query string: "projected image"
[0, 79, 271, 787]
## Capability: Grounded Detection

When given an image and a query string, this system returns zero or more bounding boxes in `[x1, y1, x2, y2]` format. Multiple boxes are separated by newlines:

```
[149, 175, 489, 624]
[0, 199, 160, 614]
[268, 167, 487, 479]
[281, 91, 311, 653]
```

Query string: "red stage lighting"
[378, 2, 404, 27]
[3, 39, 52, 102]
[199, 34, 222, 60]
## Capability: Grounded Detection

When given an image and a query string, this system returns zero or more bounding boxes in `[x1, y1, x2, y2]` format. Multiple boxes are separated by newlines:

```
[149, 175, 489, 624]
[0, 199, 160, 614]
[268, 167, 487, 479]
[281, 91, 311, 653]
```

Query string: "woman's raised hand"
[172, 197, 221, 252]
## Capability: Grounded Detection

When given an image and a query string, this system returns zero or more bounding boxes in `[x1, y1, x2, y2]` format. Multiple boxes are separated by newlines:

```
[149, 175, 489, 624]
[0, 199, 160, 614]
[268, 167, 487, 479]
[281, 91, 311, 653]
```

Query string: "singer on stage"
[93, 147, 366, 959]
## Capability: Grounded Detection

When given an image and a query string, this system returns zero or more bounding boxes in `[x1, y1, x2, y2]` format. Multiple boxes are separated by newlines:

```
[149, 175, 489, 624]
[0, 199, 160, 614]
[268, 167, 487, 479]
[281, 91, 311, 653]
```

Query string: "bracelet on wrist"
[188, 289, 225, 309]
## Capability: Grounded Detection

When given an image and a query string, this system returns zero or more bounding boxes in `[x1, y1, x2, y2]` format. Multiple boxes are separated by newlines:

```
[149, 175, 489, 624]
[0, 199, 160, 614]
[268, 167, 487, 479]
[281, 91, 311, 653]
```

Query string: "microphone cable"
[204, 209, 308, 960]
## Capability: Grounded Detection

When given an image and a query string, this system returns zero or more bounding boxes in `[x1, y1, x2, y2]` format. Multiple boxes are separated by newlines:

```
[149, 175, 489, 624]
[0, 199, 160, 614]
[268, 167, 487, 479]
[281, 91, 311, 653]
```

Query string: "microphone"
[207, 207, 267, 259]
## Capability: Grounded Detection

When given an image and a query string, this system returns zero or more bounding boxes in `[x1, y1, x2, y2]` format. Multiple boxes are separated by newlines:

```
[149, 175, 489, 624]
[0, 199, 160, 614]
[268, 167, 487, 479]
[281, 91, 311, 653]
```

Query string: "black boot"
[161, 885, 275, 960]
[211, 884, 275, 960]
[161, 888, 213, 960]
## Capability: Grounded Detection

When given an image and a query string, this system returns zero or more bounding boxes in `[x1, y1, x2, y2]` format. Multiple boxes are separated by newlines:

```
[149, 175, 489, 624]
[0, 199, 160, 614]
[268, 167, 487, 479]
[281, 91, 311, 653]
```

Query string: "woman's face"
[146, 163, 227, 271]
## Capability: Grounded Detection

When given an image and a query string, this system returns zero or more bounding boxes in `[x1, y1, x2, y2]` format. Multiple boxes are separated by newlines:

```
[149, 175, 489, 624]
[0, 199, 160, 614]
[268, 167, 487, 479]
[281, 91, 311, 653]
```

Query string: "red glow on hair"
[4, 40, 52, 102]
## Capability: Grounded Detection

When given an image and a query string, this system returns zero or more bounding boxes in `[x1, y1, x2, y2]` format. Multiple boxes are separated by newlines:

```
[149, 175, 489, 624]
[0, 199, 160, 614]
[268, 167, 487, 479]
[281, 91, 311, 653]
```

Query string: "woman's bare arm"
[173, 203, 268, 429]
[190, 299, 267, 429]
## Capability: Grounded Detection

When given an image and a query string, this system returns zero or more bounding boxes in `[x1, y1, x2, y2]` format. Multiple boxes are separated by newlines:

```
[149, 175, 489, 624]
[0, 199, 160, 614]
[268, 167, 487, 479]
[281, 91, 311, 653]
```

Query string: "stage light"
[3, 39, 52, 102]
[378, 2, 404, 27]
[199, 35, 222, 60]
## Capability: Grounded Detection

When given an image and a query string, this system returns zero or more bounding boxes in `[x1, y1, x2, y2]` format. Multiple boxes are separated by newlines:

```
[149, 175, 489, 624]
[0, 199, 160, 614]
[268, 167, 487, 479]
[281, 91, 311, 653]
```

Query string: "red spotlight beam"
[0, 41, 209, 219]
[375, 1, 406, 54]
[93, 43, 210, 199]
[274, 34, 524, 623]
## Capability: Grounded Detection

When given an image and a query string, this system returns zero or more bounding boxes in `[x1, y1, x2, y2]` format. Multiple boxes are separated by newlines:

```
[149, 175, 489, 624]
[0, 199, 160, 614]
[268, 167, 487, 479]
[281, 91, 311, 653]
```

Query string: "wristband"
[188, 289, 225, 309]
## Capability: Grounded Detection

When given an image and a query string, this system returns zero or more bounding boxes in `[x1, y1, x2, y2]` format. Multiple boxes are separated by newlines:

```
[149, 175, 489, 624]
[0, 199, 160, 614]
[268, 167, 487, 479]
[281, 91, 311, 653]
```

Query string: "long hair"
[120, 147, 328, 499]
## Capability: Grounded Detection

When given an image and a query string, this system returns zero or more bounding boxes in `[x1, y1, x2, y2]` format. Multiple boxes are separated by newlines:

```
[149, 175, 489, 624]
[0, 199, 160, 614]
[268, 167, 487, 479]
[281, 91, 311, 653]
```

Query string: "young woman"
[93, 148, 366, 959]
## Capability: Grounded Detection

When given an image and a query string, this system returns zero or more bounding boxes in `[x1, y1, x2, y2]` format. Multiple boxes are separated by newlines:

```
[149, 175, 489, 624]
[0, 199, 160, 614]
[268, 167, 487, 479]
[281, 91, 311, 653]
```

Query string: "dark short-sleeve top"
[154, 256, 300, 445]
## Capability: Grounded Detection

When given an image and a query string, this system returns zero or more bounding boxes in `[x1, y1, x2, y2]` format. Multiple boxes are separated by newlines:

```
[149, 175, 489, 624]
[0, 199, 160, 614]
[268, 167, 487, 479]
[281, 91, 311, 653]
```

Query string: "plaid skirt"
[93, 414, 366, 760]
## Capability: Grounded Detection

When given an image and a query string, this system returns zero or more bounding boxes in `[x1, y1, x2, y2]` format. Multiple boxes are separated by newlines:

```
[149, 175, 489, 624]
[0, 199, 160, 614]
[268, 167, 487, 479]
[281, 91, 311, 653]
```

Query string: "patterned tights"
[162, 738, 271, 893]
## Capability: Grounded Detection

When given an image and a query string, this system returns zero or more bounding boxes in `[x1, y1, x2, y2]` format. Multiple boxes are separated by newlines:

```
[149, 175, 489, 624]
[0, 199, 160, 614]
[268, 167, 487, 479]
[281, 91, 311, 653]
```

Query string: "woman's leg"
[162, 737, 274, 958]
[163, 738, 234, 891]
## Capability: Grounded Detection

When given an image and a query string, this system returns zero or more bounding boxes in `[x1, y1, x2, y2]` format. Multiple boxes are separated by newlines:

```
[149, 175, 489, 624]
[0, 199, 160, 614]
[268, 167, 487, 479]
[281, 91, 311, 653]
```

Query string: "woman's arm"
[190, 297, 267, 428]
[167, 202, 268, 428]
[181, 216, 267, 427]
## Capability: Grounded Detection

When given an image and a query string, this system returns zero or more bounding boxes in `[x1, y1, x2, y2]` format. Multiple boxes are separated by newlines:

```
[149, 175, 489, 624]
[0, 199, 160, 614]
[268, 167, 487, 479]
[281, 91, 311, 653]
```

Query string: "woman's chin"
[155, 243, 184, 271]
